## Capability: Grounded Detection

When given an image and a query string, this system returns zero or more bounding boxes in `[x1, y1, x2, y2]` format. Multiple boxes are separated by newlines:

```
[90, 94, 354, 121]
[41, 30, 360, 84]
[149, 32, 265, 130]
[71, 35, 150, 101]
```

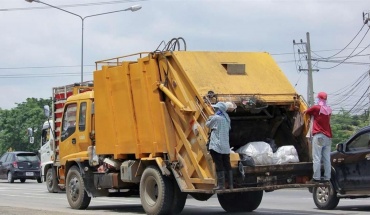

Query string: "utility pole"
[293, 32, 318, 107]
[306, 32, 314, 107]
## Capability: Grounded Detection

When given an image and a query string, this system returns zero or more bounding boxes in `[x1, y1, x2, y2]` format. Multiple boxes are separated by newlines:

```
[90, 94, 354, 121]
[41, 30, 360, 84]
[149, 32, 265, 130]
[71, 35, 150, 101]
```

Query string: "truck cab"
[59, 92, 93, 163]
[41, 82, 93, 193]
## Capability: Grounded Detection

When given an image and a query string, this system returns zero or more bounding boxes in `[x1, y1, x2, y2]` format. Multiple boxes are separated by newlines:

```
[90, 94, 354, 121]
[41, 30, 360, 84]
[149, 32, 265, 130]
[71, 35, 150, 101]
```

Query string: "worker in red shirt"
[305, 92, 332, 183]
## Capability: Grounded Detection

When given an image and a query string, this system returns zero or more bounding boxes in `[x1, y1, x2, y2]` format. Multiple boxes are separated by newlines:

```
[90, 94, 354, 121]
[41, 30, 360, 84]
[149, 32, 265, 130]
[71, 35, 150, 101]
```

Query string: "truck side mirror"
[44, 105, 50, 118]
[336, 143, 344, 153]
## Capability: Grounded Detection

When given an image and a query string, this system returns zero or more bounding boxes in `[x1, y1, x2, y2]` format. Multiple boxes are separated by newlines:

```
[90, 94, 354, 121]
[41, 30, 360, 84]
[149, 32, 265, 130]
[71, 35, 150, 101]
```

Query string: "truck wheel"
[313, 182, 339, 210]
[189, 193, 213, 201]
[218, 191, 263, 212]
[37, 177, 42, 183]
[140, 166, 174, 215]
[20, 179, 26, 183]
[7, 172, 14, 183]
[46, 168, 59, 193]
[170, 181, 187, 214]
[66, 166, 91, 209]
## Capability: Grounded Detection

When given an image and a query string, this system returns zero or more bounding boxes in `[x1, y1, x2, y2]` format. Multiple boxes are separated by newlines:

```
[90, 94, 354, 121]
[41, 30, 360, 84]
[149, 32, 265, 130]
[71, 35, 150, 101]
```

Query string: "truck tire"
[313, 182, 339, 210]
[66, 166, 91, 209]
[189, 193, 213, 201]
[20, 179, 26, 183]
[217, 191, 263, 212]
[140, 166, 174, 215]
[46, 168, 58, 193]
[170, 181, 187, 214]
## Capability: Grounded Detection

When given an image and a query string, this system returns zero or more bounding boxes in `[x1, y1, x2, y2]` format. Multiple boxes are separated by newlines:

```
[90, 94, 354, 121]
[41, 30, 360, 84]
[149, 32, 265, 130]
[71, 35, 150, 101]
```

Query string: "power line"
[5, 59, 368, 70]
[313, 59, 370, 66]
[270, 46, 370, 56]
[316, 27, 370, 69]
[320, 24, 366, 60]
[0, 65, 95, 70]
[0, 52, 367, 71]
[328, 69, 370, 115]
[329, 71, 368, 95]
[330, 72, 368, 106]
[347, 86, 370, 114]
[0, 0, 145, 12]
[0, 72, 93, 79]
[314, 53, 370, 60]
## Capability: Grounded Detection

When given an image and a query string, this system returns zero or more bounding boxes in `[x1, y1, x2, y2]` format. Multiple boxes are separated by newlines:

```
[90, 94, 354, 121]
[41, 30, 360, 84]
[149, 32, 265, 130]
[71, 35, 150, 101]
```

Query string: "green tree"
[0, 98, 51, 155]
[330, 109, 369, 150]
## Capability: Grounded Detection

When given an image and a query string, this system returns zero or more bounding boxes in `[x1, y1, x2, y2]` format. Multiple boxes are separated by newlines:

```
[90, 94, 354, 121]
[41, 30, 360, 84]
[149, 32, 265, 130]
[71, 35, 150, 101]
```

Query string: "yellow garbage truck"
[46, 39, 315, 214]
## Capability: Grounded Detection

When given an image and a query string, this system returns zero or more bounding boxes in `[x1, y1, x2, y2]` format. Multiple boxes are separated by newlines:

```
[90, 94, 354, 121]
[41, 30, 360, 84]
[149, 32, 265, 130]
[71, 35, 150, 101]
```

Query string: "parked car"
[312, 126, 370, 209]
[0, 151, 41, 183]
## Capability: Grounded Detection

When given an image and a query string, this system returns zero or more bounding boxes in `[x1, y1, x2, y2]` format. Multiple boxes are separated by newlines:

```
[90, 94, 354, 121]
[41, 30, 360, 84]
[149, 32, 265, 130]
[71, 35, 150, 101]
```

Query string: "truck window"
[347, 132, 370, 151]
[41, 128, 50, 146]
[79, 102, 87, 131]
[61, 103, 77, 141]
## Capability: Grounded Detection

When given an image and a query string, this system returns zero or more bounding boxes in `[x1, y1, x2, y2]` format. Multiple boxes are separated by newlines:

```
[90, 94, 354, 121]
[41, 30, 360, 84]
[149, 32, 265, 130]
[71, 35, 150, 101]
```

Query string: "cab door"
[334, 130, 370, 191]
[76, 101, 91, 151]
[59, 100, 92, 161]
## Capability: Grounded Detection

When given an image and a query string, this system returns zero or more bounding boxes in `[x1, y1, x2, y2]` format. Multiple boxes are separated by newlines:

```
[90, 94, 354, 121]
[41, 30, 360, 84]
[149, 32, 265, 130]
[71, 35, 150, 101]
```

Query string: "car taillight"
[12, 161, 18, 168]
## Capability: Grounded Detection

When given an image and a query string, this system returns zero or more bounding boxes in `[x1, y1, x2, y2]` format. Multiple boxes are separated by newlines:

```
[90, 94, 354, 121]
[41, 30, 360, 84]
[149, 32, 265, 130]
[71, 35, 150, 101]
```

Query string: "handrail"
[157, 83, 185, 110]
[95, 52, 151, 70]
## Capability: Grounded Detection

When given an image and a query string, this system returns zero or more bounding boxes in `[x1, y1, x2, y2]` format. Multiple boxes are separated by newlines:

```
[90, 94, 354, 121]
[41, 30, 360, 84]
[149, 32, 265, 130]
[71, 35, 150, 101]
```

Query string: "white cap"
[225, 102, 237, 111]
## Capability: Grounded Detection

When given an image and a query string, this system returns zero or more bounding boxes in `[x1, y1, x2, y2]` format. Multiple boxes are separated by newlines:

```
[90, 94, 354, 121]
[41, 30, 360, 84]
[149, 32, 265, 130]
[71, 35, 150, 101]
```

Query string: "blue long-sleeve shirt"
[206, 113, 231, 154]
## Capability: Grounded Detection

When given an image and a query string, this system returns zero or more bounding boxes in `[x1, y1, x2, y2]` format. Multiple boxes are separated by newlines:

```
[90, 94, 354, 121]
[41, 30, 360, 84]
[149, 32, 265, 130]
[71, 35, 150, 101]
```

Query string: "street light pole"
[26, 0, 141, 83]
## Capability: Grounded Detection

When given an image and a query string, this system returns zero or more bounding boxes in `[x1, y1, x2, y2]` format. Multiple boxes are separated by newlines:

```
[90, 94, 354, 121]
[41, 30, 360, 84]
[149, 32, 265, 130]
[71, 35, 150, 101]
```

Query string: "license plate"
[26, 172, 34, 176]
[257, 176, 277, 185]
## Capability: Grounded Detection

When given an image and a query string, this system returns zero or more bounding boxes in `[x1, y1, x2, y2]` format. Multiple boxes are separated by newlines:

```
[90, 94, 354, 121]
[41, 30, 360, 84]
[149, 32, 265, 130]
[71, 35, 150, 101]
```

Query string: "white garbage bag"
[236, 141, 273, 165]
[272, 145, 299, 164]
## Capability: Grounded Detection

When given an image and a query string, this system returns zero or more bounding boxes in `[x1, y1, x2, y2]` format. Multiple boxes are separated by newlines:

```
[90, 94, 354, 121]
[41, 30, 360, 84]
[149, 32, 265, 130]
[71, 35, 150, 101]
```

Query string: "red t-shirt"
[305, 105, 332, 138]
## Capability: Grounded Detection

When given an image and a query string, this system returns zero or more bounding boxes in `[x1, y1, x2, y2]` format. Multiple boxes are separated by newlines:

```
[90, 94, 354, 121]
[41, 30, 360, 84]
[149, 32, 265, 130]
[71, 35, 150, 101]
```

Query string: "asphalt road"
[0, 180, 369, 215]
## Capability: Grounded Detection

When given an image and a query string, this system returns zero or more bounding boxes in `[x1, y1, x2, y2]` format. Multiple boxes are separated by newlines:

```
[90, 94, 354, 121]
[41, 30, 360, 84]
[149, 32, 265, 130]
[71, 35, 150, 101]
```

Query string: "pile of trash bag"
[236, 141, 299, 166]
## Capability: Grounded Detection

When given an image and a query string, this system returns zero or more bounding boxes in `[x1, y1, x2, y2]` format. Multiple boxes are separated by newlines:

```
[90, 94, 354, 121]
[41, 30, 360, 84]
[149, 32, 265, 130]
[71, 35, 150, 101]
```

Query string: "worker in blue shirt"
[206, 101, 236, 190]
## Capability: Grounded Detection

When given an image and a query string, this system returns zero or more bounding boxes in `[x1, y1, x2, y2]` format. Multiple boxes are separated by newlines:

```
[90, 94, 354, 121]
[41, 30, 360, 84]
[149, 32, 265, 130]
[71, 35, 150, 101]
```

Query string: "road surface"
[0, 181, 369, 215]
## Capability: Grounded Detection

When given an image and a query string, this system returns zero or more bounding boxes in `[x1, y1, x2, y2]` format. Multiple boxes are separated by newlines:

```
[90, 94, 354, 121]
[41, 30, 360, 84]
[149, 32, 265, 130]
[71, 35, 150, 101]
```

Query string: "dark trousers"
[210, 150, 231, 172]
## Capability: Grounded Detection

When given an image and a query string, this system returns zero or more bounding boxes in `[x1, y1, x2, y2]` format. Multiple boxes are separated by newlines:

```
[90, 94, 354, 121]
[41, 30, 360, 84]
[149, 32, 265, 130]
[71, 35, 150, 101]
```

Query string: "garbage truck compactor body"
[50, 50, 315, 214]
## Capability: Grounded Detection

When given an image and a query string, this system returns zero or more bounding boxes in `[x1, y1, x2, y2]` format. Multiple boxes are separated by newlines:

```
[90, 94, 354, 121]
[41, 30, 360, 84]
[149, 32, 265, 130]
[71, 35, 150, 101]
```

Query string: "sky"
[0, 0, 369, 114]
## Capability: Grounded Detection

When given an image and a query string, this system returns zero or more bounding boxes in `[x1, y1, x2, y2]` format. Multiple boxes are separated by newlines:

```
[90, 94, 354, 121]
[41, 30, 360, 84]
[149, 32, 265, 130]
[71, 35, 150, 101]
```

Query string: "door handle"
[72, 138, 76, 144]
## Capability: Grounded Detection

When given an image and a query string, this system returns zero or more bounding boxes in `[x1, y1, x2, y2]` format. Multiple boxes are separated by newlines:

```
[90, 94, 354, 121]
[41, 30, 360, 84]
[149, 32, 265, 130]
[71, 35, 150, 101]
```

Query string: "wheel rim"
[316, 186, 329, 204]
[143, 175, 159, 207]
[68, 175, 80, 201]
